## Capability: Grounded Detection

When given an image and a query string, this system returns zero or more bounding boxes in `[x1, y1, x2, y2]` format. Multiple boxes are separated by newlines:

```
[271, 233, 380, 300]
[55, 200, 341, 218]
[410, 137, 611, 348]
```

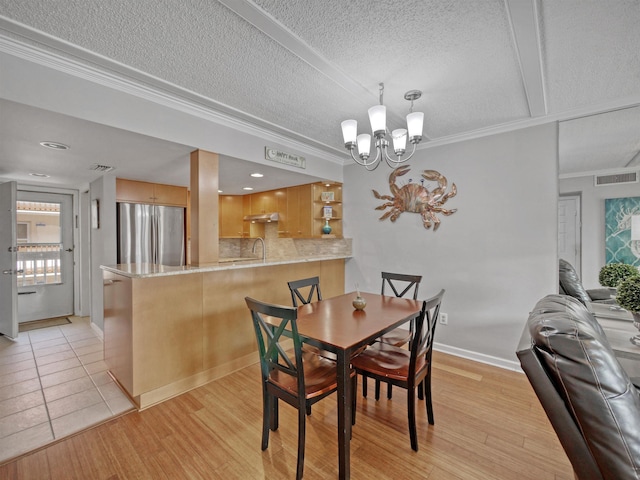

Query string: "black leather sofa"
[558, 258, 616, 305]
[517, 294, 640, 480]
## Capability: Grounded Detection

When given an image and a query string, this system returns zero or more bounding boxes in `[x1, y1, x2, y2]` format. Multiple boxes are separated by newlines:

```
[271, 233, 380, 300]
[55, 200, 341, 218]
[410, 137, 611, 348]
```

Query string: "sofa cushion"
[528, 294, 640, 479]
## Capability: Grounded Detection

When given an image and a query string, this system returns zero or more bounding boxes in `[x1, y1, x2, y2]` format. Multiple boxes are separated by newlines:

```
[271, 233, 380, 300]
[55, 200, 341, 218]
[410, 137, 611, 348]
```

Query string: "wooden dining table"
[295, 291, 423, 479]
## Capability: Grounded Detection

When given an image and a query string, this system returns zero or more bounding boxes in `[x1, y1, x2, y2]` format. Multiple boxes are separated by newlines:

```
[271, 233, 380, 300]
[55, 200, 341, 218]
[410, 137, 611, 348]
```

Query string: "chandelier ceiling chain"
[341, 82, 424, 170]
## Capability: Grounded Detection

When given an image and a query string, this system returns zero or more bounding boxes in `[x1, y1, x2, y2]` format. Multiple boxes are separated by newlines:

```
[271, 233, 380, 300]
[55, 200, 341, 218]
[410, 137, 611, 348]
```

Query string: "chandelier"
[341, 83, 424, 170]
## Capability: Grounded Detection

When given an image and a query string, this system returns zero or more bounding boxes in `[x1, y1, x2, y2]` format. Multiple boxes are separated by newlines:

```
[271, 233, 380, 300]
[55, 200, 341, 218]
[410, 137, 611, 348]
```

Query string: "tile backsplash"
[218, 236, 352, 260]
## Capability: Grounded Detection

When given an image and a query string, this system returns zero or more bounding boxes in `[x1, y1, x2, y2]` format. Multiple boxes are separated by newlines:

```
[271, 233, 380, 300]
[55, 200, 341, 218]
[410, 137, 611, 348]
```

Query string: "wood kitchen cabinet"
[285, 184, 312, 237]
[116, 178, 188, 207]
[214, 182, 342, 239]
[250, 190, 277, 214]
[103, 258, 345, 409]
[218, 195, 244, 237]
[276, 189, 288, 236]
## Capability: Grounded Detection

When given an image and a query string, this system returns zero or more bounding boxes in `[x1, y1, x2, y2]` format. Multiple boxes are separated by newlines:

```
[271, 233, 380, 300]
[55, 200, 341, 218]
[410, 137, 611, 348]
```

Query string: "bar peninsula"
[102, 255, 348, 409]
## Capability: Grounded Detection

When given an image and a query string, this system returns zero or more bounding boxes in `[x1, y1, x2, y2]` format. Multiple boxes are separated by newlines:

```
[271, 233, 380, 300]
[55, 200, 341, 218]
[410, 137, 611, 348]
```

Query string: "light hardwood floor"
[0, 351, 574, 479]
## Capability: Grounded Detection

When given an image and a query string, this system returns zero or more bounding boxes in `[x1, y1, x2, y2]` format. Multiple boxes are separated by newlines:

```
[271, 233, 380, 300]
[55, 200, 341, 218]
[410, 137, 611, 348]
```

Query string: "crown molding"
[0, 18, 346, 166]
[4, 16, 640, 172]
[559, 167, 640, 180]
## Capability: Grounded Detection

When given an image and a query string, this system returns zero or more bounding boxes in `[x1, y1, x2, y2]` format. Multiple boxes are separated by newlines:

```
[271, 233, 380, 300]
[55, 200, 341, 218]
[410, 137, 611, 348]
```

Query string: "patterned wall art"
[372, 165, 457, 231]
[605, 196, 640, 267]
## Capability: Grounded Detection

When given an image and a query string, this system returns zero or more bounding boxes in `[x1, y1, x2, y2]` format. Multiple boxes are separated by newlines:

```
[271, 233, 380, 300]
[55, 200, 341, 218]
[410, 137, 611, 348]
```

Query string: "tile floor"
[0, 316, 135, 464]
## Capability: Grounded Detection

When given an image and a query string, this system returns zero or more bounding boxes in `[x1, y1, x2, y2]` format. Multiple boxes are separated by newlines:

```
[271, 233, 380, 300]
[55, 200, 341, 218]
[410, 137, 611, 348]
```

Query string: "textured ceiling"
[0, 0, 639, 190]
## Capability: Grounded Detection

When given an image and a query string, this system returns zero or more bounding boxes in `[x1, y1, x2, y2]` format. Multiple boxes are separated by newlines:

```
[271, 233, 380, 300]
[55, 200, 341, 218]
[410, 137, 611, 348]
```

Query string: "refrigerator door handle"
[151, 205, 158, 265]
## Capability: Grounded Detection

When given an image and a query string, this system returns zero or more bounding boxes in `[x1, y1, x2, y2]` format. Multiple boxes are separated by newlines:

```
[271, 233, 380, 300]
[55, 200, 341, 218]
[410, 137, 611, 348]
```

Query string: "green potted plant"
[616, 276, 640, 321]
[598, 263, 640, 288]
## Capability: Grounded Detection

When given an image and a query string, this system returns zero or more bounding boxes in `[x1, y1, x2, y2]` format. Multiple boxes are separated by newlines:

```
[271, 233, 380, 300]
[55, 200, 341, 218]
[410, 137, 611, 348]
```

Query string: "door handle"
[65, 248, 74, 252]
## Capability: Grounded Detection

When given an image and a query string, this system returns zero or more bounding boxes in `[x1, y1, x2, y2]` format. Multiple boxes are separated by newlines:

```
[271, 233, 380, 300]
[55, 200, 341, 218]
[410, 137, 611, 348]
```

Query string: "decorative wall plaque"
[265, 147, 306, 169]
[372, 165, 457, 231]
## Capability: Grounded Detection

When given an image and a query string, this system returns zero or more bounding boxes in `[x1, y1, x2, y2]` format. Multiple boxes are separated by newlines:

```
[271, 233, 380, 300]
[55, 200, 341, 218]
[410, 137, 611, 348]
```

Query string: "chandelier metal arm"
[347, 145, 382, 170]
[382, 141, 418, 167]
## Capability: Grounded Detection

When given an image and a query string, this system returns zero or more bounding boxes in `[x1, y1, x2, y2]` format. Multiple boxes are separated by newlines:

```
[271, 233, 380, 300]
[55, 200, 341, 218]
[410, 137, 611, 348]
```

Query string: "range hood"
[243, 212, 280, 223]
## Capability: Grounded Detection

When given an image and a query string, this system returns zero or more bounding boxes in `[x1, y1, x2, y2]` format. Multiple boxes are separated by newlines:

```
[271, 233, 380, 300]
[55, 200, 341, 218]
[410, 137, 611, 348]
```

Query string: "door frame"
[558, 193, 582, 276]
[18, 183, 81, 317]
[0, 181, 18, 339]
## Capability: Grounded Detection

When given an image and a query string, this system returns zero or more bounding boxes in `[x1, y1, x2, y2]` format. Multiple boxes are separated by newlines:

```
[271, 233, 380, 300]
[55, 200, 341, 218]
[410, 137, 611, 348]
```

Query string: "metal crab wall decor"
[372, 165, 457, 231]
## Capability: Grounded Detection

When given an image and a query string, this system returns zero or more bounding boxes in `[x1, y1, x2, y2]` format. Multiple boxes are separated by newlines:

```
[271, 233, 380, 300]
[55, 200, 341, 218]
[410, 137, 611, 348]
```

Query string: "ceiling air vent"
[89, 163, 115, 173]
[594, 172, 638, 186]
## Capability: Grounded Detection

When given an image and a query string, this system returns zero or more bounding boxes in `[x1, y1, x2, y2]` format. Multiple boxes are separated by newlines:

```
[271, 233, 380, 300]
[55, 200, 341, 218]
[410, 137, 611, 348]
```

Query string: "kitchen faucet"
[251, 237, 266, 262]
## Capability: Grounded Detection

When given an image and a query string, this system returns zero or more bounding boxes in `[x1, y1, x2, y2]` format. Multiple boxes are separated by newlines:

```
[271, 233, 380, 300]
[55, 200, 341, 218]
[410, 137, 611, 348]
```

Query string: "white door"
[16, 191, 74, 322]
[0, 181, 18, 339]
[558, 195, 581, 274]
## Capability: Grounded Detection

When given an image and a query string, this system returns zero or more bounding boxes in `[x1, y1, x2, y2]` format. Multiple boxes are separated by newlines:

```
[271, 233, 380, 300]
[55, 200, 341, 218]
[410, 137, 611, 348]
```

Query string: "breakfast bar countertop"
[101, 254, 352, 279]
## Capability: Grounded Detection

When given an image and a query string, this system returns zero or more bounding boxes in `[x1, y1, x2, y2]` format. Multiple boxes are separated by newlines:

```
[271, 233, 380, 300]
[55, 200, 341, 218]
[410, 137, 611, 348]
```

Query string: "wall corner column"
[190, 150, 219, 266]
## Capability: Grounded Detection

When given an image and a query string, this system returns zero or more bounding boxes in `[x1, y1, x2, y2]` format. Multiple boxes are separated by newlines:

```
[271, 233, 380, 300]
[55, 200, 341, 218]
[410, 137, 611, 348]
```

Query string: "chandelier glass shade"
[341, 83, 424, 170]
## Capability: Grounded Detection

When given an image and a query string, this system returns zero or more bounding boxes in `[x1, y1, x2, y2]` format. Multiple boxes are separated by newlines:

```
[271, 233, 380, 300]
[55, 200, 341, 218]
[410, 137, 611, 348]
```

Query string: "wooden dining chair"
[245, 296, 355, 480]
[351, 289, 444, 452]
[288, 276, 322, 307]
[287, 276, 330, 416]
[363, 271, 423, 400]
[288, 277, 329, 361]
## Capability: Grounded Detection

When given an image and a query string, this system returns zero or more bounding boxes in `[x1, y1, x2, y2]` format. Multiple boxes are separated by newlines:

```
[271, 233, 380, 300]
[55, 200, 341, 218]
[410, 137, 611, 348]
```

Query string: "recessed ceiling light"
[243, 187, 254, 191]
[39, 141, 70, 150]
[251, 173, 264, 178]
[218, 189, 223, 193]
[29, 172, 50, 178]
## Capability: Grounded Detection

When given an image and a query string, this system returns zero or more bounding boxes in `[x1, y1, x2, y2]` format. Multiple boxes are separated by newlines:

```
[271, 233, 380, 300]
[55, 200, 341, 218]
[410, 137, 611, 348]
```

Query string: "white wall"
[90, 174, 117, 330]
[343, 123, 559, 368]
[560, 175, 640, 290]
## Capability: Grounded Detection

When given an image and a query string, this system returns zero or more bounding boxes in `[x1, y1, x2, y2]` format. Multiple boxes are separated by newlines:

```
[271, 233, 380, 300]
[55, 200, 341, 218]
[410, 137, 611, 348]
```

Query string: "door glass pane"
[16, 201, 63, 287]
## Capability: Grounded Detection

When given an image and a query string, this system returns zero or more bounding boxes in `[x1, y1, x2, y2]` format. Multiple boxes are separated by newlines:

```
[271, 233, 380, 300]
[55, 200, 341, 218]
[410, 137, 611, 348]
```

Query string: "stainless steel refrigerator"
[117, 202, 186, 266]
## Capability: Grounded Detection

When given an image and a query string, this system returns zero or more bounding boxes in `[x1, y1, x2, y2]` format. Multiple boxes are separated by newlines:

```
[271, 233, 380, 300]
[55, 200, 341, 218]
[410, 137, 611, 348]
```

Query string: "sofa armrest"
[587, 288, 616, 302]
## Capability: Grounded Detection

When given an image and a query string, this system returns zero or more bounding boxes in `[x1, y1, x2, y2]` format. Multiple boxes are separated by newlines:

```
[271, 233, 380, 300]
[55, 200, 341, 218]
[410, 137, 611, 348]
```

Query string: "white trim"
[560, 167, 640, 180]
[217, 0, 371, 101]
[3, 16, 640, 171]
[505, 0, 547, 117]
[90, 321, 103, 341]
[434, 342, 523, 373]
[0, 21, 347, 164]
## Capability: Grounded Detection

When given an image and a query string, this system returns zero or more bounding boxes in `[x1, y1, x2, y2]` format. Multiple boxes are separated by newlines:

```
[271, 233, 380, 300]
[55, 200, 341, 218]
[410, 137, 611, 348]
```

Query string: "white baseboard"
[90, 321, 104, 341]
[433, 342, 523, 373]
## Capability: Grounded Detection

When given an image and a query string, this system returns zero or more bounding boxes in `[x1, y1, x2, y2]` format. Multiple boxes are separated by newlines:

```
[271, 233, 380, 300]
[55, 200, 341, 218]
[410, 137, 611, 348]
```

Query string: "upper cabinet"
[116, 178, 188, 207]
[219, 195, 245, 238]
[219, 182, 343, 239]
[249, 190, 278, 214]
[285, 184, 312, 238]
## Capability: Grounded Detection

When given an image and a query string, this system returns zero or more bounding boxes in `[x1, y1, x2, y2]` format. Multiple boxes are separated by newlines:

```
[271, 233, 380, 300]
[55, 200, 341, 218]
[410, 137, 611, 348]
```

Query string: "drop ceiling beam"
[217, 0, 376, 107]
[505, 0, 547, 118]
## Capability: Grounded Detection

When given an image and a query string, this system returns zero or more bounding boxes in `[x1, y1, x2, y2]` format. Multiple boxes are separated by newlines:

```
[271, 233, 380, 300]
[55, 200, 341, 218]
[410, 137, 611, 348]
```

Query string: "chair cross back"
[381, 272, 422, 300]
[409, 291, 443, 376]
[288, 276, 322, 307]
[246, 298, 303, 392]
